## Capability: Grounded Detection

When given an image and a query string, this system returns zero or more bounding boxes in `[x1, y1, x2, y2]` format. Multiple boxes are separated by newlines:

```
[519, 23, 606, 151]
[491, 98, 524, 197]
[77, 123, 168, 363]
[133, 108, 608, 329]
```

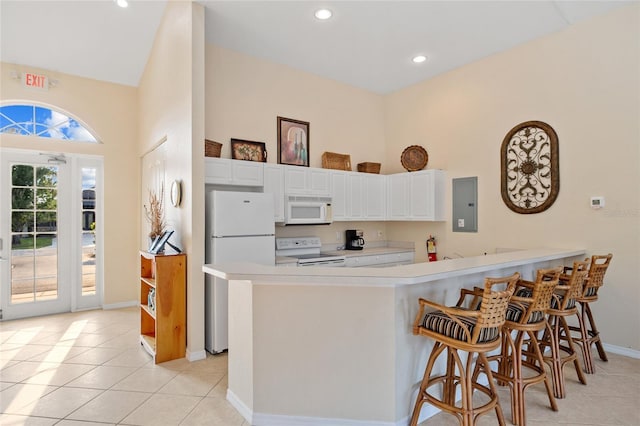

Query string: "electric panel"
[452, 177, 477, 232]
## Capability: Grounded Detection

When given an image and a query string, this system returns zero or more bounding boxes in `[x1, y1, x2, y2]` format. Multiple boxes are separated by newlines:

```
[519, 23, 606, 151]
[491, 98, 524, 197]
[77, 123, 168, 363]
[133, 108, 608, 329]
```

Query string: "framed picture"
[230, 139, 267, 162]
[277, 116, 309, 167]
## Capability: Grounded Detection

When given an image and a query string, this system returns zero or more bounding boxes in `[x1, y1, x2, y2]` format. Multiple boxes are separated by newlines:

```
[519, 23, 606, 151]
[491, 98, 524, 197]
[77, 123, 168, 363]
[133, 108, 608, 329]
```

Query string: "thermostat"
[590, 196, 605, 209]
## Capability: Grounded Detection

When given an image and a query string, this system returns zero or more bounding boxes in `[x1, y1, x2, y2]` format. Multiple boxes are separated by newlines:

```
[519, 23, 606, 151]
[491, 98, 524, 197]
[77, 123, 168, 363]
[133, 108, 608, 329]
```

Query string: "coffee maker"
[345, 229, 365, 250]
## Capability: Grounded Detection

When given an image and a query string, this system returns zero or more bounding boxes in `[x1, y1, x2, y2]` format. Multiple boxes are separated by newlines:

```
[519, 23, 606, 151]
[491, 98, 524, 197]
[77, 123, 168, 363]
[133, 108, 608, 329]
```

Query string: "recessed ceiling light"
[314, 9, 332, 20]
[412, 55, 428, 64]
[116, 0, 128, 8]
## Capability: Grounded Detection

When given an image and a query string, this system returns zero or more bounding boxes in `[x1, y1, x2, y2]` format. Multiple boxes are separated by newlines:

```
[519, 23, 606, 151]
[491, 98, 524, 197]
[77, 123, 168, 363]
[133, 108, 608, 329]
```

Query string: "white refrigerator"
[205, 190, 275, 353]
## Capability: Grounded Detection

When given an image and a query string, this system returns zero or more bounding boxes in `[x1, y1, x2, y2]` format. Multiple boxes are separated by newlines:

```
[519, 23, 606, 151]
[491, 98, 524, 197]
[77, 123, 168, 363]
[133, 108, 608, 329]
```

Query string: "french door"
[0, 149, 102, 320]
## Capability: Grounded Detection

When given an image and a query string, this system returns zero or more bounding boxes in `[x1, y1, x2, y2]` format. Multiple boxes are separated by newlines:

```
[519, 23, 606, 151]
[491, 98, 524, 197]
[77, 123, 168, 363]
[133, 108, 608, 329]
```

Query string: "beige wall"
[138, 1, 206, 358]
[0, 63, 139, 306]
[385, 5, 640, 350]
[205, 45, 387, 171]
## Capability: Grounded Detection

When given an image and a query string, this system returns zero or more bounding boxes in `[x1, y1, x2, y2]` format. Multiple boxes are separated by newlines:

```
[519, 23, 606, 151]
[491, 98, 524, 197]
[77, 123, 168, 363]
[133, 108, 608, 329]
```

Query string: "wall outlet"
[377, 230, 383, 239]
[335, 231, 341, 241]
[457, 219, 465, 228]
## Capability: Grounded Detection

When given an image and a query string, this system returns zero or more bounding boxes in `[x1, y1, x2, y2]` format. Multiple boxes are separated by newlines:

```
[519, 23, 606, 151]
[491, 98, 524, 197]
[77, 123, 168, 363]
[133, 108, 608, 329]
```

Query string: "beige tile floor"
[1, 307, 246, 426]
[416, 347, 640, 426]
[1, 307, 638, 425]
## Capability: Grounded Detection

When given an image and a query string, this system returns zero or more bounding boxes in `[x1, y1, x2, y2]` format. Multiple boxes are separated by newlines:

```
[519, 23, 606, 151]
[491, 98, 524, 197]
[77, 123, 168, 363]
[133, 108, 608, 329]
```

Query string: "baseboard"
[227, 389, 253, 424]
[251, 413, 399, 426]
[226, 389, 416, 426]
[603, 343, 640, 359]
[186, 349, 207, 362]
[102, 300, 138, 310]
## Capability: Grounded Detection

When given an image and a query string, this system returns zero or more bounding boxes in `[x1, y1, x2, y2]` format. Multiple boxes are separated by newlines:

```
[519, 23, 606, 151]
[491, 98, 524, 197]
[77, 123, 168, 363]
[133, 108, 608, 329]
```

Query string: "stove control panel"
[276, 237, 322, 250]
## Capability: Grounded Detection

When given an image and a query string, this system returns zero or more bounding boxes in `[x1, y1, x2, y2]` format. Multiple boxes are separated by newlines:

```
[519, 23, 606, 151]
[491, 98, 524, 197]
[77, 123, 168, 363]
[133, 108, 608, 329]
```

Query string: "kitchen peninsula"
[203, 248, 585, 426]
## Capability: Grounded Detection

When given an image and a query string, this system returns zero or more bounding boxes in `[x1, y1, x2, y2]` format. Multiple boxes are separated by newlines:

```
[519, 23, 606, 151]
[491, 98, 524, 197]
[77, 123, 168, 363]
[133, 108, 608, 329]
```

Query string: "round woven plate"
[401, 145, 429, 171]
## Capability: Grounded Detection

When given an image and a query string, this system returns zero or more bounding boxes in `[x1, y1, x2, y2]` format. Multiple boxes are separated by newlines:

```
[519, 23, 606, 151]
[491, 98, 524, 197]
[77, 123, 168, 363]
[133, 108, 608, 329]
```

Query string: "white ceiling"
[1, 1, 633, 94]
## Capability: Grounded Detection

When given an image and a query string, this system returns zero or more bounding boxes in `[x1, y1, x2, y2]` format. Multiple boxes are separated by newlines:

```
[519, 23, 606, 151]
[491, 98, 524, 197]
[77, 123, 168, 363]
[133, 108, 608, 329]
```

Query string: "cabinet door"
[331, 171, 348, 220]
[387, 174, 409, 220]
[364, 174, 386, 220]
[309, 168, 331, 196]
[264, 165, 285, 222]
[348, 174, 364, 219]
[284, 166, 331, 196]
[204, 158, 232, 185]
[232, 161, 264, 186]
[284, 166, 309, 194]
[205, 158, 263, 186]
[410, 172, 434, 220]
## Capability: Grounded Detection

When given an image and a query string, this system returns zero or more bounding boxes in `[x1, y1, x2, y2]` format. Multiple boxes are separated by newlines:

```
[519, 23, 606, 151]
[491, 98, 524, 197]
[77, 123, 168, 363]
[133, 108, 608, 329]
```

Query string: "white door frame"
[0, 148, 103, 320]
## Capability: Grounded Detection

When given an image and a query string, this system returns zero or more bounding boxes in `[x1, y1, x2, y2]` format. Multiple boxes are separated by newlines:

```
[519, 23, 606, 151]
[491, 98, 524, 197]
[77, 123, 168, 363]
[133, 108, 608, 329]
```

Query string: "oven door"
[298, 258, 346, 267]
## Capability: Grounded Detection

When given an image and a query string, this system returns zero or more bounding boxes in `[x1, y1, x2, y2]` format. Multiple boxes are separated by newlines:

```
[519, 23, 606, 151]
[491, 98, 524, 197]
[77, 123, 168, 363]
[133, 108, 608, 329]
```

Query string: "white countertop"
[204, 247, 586, 287]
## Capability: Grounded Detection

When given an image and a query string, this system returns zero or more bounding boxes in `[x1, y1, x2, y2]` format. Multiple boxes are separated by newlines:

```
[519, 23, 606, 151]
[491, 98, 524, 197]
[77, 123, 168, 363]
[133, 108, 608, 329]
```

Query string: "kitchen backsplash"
[275, 221, 388, 247]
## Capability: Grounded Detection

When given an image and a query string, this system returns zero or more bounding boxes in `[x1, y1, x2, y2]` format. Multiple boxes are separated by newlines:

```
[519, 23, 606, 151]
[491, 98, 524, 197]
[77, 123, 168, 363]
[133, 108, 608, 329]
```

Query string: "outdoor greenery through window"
[11, 164, 59, 303]
[82, 167, 97, 295]
[0, 104, 98, 142]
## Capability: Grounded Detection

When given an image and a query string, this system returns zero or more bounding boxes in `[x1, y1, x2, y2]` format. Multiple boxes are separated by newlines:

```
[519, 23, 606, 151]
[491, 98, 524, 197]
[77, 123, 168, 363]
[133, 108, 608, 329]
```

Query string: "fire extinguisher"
[427, 235, 437, 262]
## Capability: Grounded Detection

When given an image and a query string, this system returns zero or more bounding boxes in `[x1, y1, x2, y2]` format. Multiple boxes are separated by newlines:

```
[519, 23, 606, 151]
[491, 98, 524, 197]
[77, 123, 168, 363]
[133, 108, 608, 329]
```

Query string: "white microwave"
[282, 195, 333, 225]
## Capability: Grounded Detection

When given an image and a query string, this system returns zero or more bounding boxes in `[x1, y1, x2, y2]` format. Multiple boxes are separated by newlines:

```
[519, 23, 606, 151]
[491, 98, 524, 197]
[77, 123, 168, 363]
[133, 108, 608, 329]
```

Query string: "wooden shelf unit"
[139, 251, 186, 364]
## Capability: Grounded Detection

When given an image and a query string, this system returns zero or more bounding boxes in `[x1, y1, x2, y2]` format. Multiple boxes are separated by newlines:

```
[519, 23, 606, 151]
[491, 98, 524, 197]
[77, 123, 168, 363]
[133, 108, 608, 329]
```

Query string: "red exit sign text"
[22, 73, 49, 91]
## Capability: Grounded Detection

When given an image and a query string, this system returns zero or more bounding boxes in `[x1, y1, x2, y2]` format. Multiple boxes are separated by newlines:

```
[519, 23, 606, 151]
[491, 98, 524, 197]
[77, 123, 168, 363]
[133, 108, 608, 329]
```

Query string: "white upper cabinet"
[387, 173, 410, 219]
[204, 158, 444, 222]
[284, 165, 331, 196]
[387, 169, 445, 221]
[330, 171, 386, 221]
[264, 164, 285, 222]
[330, 171, 348, 220]
[364, 173, 386, 220]
[205, 157, 264, 187]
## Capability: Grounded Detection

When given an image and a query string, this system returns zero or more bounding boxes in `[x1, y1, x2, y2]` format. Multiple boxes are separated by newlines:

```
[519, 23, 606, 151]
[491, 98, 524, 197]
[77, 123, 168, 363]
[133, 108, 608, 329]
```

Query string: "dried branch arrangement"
[144, 182, 166, 240]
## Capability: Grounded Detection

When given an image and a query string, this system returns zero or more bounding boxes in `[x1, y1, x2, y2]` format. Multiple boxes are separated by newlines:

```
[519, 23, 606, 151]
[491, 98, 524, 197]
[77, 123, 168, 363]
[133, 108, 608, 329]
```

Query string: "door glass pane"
[81, 168, 97, 296]
[12, 188, 34, 209]
[36, 211, 57, 232]
[10, 164, 58, 304]
[12, 165, 33, 186]
[36, 188, 57, 209]
[12, 212, 34, 232]
[36, 166, 58, 187]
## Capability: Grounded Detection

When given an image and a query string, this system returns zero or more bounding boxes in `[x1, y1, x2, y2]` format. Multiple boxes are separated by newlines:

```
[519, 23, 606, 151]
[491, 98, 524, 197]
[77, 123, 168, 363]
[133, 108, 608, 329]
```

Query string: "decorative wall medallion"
[501, 121, 559, 214]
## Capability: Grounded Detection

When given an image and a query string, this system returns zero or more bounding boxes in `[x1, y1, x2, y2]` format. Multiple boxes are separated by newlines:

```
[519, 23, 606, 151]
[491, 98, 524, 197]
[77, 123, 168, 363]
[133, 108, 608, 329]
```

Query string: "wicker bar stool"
[410, 272, 519, 426]
[568, 254, 613, 374]
[538, 260, 589, 398]
[484, 267, 562, 426]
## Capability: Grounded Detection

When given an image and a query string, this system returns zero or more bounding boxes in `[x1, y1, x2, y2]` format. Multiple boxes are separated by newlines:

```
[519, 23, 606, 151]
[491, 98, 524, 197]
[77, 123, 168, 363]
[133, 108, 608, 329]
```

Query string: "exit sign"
[22, 72, 49, 91]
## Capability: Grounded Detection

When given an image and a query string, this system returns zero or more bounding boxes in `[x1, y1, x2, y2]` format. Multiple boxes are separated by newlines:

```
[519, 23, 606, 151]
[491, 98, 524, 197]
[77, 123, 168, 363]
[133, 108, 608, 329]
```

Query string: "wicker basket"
[321, 152, 351, 171]
[205, 139, 222, 158]
[357, 162, 381, 174]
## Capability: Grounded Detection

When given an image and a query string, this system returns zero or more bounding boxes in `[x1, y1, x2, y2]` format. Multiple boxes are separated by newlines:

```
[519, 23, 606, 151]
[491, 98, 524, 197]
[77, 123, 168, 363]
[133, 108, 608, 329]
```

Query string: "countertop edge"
[203, 248, 586, 288]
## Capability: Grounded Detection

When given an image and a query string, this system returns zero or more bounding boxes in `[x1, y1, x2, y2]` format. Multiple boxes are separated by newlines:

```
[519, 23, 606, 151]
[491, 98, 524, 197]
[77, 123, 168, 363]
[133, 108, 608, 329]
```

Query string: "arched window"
[0, 103, 99, 143]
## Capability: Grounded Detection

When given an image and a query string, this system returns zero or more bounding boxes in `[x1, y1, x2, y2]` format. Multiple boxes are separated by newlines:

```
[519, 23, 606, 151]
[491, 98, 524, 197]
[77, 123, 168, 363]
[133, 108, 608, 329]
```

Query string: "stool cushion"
[505, 302, 545, 324]
[421, 311, 499, 343]
[550, 295, 575, 309]
[584, 287, 597, 297]
[516, 288, 575, 310]
[516, 288, 533, 298]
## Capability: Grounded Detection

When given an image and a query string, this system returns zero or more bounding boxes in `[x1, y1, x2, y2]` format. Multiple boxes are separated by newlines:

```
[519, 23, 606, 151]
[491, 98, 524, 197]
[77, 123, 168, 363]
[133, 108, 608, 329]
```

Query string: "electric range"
[275, 237, 346, 267]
